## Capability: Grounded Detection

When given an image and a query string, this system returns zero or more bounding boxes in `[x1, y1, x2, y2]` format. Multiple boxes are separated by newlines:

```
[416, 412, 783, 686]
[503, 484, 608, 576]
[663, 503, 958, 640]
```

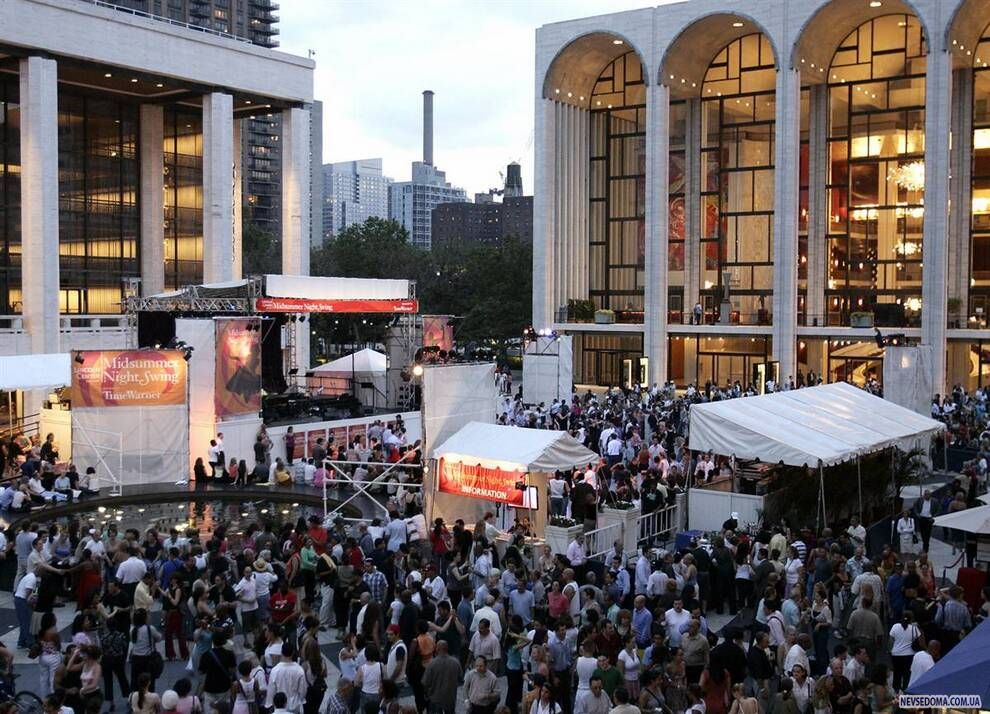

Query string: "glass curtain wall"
[826, 14, 926, 327]
[700, 33, 776, 325]
[668, 100, 687, 322]
[0, 81, 19, 314]
[163, 107, 203, 289]
[57, 91, 140, 314]
[971, 26, 990, 319]
[589, 51, 646, 315]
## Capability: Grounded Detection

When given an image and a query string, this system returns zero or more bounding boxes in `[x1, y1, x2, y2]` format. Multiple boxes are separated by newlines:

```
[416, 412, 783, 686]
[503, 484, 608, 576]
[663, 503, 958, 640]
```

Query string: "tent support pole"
[857, 455, 863, 518]
[817, 462, 826, 533]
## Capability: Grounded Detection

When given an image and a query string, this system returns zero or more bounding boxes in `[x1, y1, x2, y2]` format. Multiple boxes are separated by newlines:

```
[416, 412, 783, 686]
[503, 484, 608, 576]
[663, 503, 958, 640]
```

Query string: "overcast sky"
[277, 0, 658, 197]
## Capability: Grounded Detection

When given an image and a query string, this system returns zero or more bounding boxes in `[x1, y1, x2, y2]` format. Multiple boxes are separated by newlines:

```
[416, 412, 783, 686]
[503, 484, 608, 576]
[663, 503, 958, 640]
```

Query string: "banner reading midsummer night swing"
[70, 350, 187, 407]
[437, 457, 526, 506]
[215, 318, 262, 418]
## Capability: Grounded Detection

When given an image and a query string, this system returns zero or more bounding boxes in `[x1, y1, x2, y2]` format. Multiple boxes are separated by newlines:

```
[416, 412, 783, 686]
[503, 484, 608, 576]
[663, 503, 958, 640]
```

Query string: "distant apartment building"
[322, 159, 392, 240]
[432, 195, 533, 247]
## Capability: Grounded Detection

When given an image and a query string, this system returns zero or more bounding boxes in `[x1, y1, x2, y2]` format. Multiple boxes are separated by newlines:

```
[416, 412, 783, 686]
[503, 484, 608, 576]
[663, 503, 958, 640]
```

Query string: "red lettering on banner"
[254, 297, 419, 314]
[437, 457, 526, 506]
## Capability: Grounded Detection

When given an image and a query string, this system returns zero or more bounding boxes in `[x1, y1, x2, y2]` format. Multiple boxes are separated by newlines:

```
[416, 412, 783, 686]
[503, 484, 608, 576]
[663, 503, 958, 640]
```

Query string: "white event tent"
[934, 504, 990, 535]
[431, 421, 597, 531]
[308, 349, 387, 408]
[689, 381, 944, 467]
[0, 353, 71, 391]
[688, 382, 945, 529]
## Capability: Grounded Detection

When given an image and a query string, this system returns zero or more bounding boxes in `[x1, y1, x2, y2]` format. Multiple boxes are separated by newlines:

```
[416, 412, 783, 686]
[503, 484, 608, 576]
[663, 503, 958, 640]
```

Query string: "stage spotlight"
[288, 367, 299, 375]
[298, 315, 306, 323]
[412, 364, 424, 377]
[74, 353, 85, 364]
[182, 351, 191, 362]
[289, 315, 298, 323]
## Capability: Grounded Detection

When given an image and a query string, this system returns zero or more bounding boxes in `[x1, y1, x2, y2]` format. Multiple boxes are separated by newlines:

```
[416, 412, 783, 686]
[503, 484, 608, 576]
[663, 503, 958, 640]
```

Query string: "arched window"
[825, 14, 926, 326]
[700, 33, 776, 325]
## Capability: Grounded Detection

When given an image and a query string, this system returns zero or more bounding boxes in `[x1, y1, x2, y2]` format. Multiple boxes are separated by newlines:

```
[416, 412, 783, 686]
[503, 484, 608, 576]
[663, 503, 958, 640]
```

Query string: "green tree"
[242, 222, 281, 276]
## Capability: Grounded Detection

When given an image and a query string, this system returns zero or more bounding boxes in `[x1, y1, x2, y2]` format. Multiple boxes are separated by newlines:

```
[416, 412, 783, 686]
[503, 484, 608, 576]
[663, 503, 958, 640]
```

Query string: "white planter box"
[545, 524, 583, 556]
[601, 504, 641, 554]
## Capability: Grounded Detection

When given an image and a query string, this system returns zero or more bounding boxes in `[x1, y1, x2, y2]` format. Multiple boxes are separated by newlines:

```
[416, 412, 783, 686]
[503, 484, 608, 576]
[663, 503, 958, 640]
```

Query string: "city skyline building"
[534, 0, 988, 394]
[322, 158, 393, 241]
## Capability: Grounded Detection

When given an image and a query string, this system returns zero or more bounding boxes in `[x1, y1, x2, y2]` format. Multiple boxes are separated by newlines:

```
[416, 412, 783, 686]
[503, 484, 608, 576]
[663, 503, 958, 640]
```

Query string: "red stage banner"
[255, 297, 419, 314]
[71, 350, 187, 408]
[437, 457, 526, 506]
[215, 319, 262, 418]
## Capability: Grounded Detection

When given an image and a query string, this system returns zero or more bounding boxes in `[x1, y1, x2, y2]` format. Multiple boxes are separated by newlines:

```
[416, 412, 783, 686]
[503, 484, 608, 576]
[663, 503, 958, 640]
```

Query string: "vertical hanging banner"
[422, 315, 454, 352]
[71, 350, 187, 407]
[215, 318, 262, 418]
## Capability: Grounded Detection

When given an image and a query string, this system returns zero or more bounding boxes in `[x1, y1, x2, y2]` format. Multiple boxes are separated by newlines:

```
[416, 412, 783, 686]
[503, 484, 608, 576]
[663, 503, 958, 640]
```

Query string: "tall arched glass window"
[970, 25, 990, 317]
[825, 14, 926, 326]
[700, 33, 776, 325]
[589, 51, 645, 314]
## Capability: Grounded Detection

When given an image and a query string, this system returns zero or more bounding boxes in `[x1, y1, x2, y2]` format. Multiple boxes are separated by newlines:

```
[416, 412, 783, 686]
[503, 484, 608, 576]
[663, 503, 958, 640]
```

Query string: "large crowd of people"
[0, 377, 987, 714]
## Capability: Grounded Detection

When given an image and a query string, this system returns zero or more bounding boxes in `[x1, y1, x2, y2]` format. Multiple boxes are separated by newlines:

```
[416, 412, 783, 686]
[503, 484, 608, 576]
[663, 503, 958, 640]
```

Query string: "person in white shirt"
[425, 565, 447, 603]
[665, 600, 692, 648]
[384, 625, 407, 685]
[471, 596, 502, 638]
[784, 634, 812, 676]
[472, 546, 493, 588]
[694, 454, 715, 482]
[567, 534, 587, 568]
[115, 549, 147, 602]
[14, 567, 38, 648]
[909, 641, 940, 686]
[635, 552, 651, 596]
[384, 515, 407, 554]
[265, 644, 307, 713]
[846, 516, 867, 547]
[573, 641, 599, 711]
[234, 568, 260, 645]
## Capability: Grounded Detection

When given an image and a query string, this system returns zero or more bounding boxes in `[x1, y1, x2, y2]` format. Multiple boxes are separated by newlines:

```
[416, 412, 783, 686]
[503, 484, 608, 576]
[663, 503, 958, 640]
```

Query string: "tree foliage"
[242, 222, 281, 276]
[307, 217, 532, 360]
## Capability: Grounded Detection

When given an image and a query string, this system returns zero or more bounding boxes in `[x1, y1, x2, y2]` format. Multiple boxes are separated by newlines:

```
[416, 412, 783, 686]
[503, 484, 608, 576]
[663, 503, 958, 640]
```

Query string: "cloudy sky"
[278, 0, 659, 197]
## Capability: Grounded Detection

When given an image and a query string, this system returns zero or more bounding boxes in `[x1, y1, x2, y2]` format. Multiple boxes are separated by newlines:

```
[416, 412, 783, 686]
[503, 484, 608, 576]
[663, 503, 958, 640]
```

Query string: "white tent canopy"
[689, 382, 944, 467]
[0, 353, 71, 391]
[432, 421, 597, 472]
[934, 504, 990, 534]
[311, 349, 386, 374]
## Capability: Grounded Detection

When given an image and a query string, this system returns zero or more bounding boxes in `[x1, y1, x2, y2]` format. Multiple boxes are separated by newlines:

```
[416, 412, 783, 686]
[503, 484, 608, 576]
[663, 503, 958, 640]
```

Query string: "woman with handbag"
[889, 611, 923, 693]
[129, 608, 164, 692]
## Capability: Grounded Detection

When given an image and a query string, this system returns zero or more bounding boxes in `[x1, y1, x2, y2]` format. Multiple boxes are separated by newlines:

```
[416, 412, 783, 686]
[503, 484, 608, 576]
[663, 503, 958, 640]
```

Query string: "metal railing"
[82, 0, 254, 45]
[636, 504, 677, 548]
[585, 522, 623, 560]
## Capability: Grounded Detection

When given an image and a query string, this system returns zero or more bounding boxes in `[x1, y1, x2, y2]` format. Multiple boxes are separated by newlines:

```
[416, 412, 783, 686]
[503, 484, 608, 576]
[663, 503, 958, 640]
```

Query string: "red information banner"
[215, 318, 262, 418]
[71, 350, 187, 408]
[437, 457, 526, 506]
[255, 297, 419, 314]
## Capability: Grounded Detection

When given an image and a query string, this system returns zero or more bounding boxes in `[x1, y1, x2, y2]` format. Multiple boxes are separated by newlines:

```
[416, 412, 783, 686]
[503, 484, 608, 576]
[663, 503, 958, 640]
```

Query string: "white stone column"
[533, 98, 556, 329]
[772, 68, 801, 383]
[202, 92, 234, 284]
[282, 106, 311, 371]
[683, 98, 702, 320]
[948, 68, 973, 326]
[19, 56, 59, 357]
[645, 83, 669, 385]
[232, 119, 243, 279]
[560, 104, 572, 309]
[806, 84, 829, 327]
[922, 48, 952, 394]
[139, 104, 165, 296]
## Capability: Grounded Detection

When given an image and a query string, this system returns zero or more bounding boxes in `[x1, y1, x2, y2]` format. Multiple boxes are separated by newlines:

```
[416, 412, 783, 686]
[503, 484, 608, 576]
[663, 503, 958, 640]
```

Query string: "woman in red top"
[547, 581, 569, 624]
[429, 518, 451, 572]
